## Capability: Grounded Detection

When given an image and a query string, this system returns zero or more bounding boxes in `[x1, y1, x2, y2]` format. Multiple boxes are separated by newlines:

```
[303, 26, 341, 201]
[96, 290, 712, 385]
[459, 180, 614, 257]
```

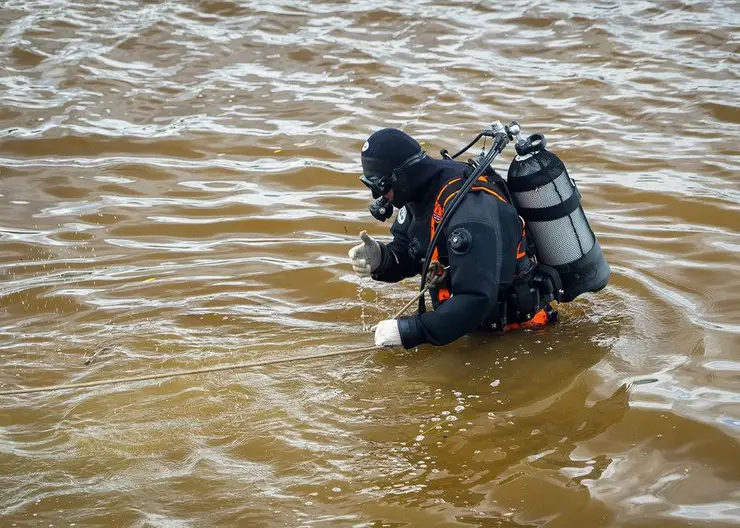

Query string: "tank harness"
[427, 165, 559, 331]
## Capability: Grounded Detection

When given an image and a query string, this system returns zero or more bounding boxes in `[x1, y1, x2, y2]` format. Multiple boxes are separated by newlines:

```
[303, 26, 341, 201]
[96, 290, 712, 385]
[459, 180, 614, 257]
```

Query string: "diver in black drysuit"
[349, 128, 526, 349]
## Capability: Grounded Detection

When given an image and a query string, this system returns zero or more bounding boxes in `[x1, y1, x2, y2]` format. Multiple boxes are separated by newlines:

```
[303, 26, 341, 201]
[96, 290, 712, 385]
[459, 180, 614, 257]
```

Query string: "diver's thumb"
[360, 230, 375, 246]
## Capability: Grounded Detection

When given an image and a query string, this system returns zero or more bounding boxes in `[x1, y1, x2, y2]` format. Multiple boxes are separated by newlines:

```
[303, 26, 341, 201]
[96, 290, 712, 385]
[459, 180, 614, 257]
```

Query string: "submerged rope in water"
[2, 283, 428, 397]
[0, 345, 383, 396]
[369, 286, 429, 332]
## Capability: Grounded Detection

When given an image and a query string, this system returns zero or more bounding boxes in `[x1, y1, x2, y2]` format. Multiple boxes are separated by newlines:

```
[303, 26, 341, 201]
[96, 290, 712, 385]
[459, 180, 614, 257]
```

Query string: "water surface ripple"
[1, 0, 739, 526]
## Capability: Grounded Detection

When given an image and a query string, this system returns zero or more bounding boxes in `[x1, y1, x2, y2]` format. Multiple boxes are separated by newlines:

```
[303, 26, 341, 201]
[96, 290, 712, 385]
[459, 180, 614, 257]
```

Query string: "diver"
[348, 128, 560, 349]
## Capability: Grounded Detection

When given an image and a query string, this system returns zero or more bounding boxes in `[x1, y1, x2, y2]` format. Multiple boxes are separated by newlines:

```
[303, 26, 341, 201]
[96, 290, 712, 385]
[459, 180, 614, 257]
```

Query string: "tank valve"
[515, 132, 548, 156]
[507, 121, 522, 142]
[508, 121, 527, 148]
[490, 120, 505, 135]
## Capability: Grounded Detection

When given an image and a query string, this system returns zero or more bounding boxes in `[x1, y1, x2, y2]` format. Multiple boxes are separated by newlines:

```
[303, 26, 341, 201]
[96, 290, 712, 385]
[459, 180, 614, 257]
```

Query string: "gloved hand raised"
[374, 319, 402, 347]
[348, 230, 382, 277]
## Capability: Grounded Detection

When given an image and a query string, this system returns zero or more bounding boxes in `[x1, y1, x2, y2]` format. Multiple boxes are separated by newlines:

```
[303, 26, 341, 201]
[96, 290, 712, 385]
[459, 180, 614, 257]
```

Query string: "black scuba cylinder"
[506, 134, 610, 302]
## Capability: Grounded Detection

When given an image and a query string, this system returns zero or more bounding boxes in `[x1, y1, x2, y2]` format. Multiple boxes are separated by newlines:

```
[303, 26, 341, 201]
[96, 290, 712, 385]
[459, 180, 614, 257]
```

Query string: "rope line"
[369, 286, 429, 332]
[1, 271, 426, 397]
[0, 345, 383, 396]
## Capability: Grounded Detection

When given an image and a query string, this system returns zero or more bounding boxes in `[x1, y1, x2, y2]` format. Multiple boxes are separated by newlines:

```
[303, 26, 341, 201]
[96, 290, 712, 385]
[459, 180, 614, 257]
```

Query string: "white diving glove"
[374, 319, 402, 347]
[348, 230, 382, 277]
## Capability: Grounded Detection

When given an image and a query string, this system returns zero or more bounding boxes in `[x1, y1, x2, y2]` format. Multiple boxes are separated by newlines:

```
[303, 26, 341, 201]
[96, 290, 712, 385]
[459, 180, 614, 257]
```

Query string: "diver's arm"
[371, 208, 422, 283]
[396, 197, 517, 348]
[396, 222, 500, 347]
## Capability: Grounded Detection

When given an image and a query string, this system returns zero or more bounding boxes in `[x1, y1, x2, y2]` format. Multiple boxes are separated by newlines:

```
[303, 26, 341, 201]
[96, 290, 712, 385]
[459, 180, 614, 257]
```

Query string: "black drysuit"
[371, 157, 524, 349]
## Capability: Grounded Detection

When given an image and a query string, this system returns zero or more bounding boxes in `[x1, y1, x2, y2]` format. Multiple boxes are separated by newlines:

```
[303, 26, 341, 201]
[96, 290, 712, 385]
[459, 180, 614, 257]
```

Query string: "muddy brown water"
[1, 1, 739, 526]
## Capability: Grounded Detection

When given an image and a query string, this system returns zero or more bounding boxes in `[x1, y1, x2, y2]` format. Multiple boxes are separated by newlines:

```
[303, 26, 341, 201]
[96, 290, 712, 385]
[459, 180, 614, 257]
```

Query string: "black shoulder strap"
[466, 159, 513, 203]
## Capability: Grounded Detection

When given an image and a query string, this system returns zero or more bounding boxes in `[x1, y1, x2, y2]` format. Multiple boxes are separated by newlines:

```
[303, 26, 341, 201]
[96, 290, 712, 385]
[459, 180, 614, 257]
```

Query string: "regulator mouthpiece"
[369, 196, 393, 222]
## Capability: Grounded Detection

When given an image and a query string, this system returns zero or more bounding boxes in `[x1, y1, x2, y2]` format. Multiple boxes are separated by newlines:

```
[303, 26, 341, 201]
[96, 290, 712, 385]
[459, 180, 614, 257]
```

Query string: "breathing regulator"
[368, 196, 393, 222]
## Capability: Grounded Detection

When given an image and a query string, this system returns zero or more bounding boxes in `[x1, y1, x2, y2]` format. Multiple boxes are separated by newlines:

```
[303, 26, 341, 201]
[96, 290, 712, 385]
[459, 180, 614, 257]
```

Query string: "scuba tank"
[506, 133, 610, 302]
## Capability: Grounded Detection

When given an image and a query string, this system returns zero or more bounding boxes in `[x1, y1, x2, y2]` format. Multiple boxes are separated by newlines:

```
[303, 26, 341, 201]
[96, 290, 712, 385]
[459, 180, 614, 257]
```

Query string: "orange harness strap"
[502, 307, 550, 332]
[428, 176, 510, 304]
[425, 174, 554, 331]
